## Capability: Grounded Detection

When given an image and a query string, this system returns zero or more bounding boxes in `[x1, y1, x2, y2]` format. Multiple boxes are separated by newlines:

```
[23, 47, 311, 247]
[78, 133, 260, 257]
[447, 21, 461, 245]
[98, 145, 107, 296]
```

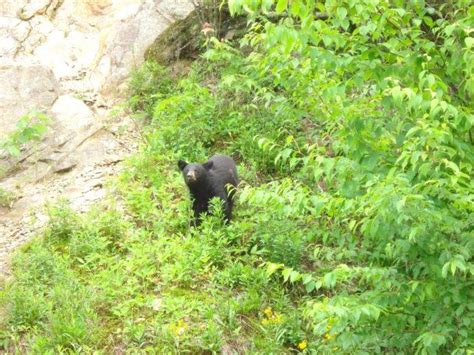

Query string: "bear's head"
[178, 159, 214, 186]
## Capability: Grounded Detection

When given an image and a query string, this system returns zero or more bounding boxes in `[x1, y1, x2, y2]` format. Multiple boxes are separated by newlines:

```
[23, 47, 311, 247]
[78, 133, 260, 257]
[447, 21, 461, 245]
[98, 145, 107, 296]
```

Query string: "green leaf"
[305, 281, 316, 292]
[228, 0, 242, 15]
[302, 274, 313, 285]
[336, 7, 347, 20]
[266, 262, 284, 276]
[323, 272, 336, 288]
[290, 270, 301, 283]
[290, 0, 302, 16]
[276, 0, 288, 14]
[6, 145, 21, 157]
[465, 37, 474, 49]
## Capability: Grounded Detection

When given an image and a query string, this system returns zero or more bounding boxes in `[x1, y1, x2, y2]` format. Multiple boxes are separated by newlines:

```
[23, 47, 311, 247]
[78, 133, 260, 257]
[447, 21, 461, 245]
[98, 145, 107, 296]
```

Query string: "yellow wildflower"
[170, 319, 188, 337]
[263, 307, 273, 317]
[261, 312, 283, 325]
[272, 312, 283, 324]
[324, 332, 337, 341]
[261, 307, 284, 325]
[298, 339, 308, 350]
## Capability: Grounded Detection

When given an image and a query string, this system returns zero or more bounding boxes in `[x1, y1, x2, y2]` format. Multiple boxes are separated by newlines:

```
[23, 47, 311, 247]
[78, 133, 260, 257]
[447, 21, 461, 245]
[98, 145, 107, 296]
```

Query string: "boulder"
[145, 10, 202, 66]
[51, 95, 95, 132]
[0, 61, 59, 137]
[145, 5, 246, 66]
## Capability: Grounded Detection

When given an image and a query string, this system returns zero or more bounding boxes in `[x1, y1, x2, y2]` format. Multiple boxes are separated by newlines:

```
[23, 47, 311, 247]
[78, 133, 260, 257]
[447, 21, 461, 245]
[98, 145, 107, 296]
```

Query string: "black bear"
[178, 155, 239, 226]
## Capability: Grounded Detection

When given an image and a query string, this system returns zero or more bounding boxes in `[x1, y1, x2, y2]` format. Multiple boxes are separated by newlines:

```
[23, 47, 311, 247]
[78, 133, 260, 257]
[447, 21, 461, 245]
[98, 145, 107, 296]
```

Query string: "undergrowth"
[1, 0, 473, 353]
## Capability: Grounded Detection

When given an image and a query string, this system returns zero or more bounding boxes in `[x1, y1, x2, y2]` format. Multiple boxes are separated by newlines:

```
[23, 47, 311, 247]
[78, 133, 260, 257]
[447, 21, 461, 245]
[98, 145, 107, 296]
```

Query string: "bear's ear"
[203, 161, 214, 170]
[178, 160, 188, 171]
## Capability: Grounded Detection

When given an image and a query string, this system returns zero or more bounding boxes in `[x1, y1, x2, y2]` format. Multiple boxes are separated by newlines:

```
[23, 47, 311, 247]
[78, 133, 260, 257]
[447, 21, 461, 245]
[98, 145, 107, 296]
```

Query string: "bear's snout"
[186, 170, 197, 181]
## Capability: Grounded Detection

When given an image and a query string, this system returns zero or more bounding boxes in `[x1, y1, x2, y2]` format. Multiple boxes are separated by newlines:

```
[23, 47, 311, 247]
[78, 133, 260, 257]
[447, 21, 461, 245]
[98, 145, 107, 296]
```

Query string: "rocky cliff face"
[0, 0, 194, 274]
[1, 0, 193, 132]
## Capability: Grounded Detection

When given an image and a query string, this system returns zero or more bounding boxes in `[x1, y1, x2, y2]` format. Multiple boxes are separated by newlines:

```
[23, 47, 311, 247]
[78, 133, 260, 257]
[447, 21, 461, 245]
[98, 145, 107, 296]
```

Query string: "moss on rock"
[145, 11, 202, 65]
[145, 9, 246, 65]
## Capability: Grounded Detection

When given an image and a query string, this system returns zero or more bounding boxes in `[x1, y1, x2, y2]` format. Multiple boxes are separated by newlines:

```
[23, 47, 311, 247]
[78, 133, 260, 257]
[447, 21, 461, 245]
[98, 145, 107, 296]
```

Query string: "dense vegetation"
[1, 0, 473, 353]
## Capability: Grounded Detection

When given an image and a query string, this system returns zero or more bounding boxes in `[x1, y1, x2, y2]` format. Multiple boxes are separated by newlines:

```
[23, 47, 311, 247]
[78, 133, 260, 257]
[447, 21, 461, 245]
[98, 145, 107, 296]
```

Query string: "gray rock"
[53, 158, 78, 174]
[0, 61, 59, 137]
[157, 0, 194, 20]
[51, 95, 95, 132]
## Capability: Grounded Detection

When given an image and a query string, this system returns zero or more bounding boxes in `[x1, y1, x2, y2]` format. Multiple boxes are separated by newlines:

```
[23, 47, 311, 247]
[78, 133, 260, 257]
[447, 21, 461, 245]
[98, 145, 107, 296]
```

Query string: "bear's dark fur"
[178, 155, 239, 226]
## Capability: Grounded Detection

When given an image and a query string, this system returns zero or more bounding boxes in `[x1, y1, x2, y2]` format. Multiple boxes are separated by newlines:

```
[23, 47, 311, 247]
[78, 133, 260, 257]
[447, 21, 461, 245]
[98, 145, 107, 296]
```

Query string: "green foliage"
[2, 0, 473, 353]
[0, 112, 49, 158]
[128, 61, 174, 115]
